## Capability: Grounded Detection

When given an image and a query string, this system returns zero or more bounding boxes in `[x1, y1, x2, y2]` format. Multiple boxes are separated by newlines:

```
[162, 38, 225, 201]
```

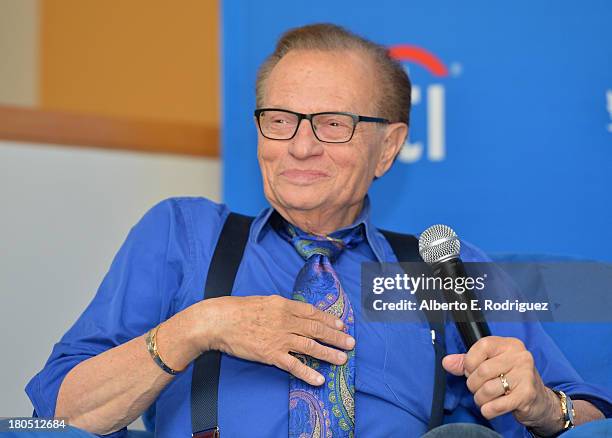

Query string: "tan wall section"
[0, 0, 39, 107]
[39, 0, 219, 125]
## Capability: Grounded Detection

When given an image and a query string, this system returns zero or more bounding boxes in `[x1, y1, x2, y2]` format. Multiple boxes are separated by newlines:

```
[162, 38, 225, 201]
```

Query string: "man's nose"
[287, 118, 324, 159]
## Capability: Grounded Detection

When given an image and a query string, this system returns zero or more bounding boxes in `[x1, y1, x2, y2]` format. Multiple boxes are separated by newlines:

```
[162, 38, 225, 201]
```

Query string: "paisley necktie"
[280, 222, 364, 438]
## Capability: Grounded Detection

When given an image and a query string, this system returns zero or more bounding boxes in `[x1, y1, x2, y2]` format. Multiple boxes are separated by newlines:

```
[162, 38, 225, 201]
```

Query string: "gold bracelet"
[553, 389, 575, 430]
[145, 324, 185, 375]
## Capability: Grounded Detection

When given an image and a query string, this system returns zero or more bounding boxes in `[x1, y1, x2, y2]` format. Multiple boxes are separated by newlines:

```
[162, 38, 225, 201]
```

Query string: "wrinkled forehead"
[262, 49, 380, 115]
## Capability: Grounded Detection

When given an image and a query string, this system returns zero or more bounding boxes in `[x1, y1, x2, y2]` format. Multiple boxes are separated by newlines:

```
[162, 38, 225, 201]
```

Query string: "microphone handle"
[432, 258, 491, 349]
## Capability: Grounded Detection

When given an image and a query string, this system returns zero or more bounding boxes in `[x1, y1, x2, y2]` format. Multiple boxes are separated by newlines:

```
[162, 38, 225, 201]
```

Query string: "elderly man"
[26, 24, 611, 438]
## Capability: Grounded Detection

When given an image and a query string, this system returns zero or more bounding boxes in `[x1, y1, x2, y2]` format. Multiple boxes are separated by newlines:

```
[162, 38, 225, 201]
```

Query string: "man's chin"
[279, 197, 327, 212]
[271, 190, 329, 213]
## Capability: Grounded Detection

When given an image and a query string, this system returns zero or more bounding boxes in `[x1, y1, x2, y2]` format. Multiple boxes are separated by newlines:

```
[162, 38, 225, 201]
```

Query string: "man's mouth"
[280, 169, 330, 184]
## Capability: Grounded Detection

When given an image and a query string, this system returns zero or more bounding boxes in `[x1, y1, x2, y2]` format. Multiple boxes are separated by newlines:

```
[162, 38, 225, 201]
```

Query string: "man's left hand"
[442, 336, 560, 430]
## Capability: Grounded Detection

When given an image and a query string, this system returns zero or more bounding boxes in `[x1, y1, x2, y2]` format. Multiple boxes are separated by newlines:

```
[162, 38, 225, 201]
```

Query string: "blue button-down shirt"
[26, 197, 612, 437]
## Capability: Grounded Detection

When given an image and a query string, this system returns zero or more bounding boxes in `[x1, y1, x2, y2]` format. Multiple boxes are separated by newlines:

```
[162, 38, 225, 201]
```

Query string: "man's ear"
[375, 122, 408, 178]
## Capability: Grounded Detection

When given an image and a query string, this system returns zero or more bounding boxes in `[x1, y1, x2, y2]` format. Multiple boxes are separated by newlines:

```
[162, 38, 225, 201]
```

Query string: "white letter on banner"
[427, 84, 445, 161]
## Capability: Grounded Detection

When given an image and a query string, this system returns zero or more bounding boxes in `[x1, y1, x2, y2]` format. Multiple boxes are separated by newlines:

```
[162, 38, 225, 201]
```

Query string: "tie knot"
[283, 222, 364, 262]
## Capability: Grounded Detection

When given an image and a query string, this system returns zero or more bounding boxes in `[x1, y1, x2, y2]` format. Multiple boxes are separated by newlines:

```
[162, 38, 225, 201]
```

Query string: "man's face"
[257, 49, 404, 219]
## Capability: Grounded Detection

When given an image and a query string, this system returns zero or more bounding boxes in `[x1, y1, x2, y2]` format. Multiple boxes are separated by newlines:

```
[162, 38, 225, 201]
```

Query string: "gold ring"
[499, 373, 511, 395]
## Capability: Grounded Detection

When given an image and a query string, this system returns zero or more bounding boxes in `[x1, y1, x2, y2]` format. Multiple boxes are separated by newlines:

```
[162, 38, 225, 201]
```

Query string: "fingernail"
[335, 319, 344, 329]
[346, 336, 355, 349]
[316, 374, 325, 385]
[337, 351, 347, 362]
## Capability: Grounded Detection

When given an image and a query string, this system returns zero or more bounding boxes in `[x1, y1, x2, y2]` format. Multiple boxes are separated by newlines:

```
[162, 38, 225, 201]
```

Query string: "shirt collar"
[250, 195, 386, 262]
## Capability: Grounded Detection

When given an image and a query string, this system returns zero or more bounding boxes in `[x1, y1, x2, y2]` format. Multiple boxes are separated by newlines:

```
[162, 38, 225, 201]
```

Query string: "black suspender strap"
[379, 229, 447, 431]
[191, 212, 254, 438]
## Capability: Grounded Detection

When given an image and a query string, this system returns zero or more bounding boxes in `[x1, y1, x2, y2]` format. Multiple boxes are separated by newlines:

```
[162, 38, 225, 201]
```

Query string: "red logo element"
[388, 45, 449, 77]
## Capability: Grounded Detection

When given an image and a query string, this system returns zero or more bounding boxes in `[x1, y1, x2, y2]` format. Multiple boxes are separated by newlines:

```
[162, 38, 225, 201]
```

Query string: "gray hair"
[255, 23, 412, 126]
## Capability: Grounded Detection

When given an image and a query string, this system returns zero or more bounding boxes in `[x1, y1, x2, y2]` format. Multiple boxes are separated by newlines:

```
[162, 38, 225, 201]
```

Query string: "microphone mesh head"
[418, 224, 461, 264]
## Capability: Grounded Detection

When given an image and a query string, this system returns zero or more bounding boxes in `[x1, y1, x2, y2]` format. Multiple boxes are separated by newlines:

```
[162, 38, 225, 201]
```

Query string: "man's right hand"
[180, 295, 355, 386]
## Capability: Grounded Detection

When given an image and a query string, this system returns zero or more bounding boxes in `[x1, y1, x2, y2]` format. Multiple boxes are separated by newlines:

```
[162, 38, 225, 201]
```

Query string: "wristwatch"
[552, 389, 575, 431]
[528, 389, 575, 438]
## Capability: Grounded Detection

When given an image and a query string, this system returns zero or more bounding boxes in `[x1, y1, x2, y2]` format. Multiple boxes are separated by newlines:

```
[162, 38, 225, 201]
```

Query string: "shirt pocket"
[382, 322, 437, 423]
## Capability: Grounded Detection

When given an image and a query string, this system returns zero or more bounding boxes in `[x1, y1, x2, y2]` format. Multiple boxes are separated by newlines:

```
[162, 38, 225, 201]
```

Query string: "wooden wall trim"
[0, 105, 219, 157]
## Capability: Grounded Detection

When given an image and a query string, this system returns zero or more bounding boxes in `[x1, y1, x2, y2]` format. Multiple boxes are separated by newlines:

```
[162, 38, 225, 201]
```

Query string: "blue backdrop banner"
[221, 0, 612, 261]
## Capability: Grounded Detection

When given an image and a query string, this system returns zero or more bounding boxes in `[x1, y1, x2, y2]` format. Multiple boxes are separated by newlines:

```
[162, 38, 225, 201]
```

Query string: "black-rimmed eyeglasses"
[254, 108, 389, 144]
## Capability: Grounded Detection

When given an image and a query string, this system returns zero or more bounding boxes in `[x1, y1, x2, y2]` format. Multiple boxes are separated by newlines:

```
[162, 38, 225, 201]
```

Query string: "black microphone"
[418, 224, 491, 349]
